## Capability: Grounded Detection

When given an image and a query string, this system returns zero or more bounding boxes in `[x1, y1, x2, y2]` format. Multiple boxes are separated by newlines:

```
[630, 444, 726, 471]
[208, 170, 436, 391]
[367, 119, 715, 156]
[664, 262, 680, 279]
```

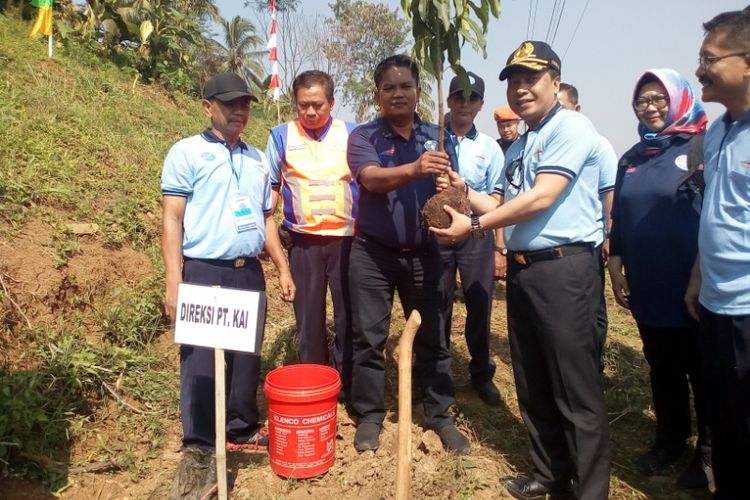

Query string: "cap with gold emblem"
[499, 40, 562, 81]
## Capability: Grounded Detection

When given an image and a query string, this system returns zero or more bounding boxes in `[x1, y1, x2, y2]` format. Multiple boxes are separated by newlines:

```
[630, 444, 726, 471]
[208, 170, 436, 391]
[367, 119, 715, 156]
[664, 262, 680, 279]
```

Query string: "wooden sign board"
[174, 283, 266, 354]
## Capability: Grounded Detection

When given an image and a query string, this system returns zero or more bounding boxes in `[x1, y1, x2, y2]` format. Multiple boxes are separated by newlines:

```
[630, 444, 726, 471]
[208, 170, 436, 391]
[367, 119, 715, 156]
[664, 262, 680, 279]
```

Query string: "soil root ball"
[421, 187, 470, 229]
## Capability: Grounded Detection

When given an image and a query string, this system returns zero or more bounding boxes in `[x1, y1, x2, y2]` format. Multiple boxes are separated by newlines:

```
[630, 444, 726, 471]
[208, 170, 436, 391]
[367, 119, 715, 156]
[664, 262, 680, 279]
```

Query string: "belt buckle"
[513, 253, 527, 265]
[234, 257, 245, 268]
[553, 247, 564, 259]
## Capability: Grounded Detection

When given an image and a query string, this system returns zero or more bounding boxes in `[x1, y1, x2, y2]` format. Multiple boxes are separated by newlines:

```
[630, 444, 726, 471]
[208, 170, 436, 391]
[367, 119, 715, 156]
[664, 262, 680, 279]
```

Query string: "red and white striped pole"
[267, 0, 281, 123]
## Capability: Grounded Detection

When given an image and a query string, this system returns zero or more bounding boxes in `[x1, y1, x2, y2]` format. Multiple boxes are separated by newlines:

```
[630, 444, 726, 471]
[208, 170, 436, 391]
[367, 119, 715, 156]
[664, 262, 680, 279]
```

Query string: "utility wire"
[530, 0, 539, 40]
[562, 0, 591, 62]
[526, 0, 533, 39]
[545, 0, 560, 43]
[550, 0, 567, 47]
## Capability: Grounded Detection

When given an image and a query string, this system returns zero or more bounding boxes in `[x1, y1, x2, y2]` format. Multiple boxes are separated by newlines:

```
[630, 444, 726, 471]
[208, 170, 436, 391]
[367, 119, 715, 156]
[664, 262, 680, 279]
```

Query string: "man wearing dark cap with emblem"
[431, 41, 611, 500]
[161, 72, 295, 497]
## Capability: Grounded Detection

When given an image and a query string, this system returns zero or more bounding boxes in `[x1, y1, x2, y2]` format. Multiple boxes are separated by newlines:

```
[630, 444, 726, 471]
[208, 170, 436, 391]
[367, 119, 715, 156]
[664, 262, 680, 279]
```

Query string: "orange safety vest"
[278, 119, 356, 236]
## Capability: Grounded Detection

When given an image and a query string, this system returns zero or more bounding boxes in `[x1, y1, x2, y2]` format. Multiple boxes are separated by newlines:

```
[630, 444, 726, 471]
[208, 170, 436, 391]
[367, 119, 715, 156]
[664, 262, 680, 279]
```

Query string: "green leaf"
[446, 32, 461, 66]
[467, 1, 489, 31]
[139, 20, 154, 44]
[450, 64, 470, 97]
[488, 0, 502, 18]
[418, 0, 430, 21]
[435, 0, 451, 31]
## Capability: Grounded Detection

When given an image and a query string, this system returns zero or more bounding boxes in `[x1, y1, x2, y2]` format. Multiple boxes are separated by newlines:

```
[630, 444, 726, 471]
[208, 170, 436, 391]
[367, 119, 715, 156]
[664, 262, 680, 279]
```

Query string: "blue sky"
[216, 0, 746, 155]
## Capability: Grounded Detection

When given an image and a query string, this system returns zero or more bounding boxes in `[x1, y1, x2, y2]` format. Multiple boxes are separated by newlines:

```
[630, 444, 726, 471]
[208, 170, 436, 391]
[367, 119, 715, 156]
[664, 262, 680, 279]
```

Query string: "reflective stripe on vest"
[280, 119, 356, 236]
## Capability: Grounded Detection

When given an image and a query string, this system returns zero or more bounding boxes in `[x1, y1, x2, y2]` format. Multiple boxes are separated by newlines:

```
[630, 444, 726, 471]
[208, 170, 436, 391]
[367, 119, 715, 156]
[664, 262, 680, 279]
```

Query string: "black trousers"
[289, 233, 353, 396]
[439, 235, 496, 383]
[699, 307, 750, 500]
[637, 323, 709, 447]
[349, 236, 455, 430]
[595, 244, 608, 373]
[179, 258, 265, 449]
[507, 249, 610, 500]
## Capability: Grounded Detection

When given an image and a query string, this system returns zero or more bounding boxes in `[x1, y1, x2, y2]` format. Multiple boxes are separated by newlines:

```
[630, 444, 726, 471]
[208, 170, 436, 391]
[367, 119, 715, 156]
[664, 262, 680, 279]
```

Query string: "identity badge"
[230, 196, 257, 233]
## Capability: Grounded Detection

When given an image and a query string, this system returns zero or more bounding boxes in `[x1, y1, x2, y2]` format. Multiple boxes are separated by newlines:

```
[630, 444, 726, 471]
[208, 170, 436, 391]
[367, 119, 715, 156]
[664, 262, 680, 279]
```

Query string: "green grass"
[0, 11, 277, 489]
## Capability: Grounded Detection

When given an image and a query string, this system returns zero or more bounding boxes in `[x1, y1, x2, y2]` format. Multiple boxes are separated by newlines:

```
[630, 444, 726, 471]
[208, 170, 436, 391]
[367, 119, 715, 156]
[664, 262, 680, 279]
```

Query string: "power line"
[545, 0, 560, 43]
[530, 0, 539, 40]
[562, 0, 591, 62]
[526, 0, 533, 39]
[550, 0, 567, 47]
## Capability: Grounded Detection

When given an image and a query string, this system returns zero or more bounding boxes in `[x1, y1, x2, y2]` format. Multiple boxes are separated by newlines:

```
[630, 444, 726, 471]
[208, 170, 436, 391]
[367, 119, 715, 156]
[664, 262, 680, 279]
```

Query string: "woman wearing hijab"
[608, 68, 711, 490]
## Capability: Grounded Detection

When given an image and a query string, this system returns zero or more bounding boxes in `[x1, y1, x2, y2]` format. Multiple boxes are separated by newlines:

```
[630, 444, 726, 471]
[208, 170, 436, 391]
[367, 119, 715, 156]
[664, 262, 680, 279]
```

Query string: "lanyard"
[226, 145, 243, 190]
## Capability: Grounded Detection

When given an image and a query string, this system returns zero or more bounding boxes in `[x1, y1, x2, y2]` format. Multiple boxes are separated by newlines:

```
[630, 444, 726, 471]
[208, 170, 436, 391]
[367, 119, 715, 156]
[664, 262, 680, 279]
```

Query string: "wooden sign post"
[175, 283, 266, 499]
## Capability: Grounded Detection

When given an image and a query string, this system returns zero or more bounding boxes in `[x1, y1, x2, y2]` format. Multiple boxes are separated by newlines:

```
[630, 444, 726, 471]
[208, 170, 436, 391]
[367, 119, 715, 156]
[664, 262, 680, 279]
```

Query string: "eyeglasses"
[634, 95, 668, 112]
[505, 157, 524, 189]
[698, 52, 747, 71]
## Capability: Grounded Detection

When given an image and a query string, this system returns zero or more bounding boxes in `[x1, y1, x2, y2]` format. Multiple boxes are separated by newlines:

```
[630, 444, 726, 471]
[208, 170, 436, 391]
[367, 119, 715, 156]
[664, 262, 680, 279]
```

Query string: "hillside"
[0, 12, 711, 500]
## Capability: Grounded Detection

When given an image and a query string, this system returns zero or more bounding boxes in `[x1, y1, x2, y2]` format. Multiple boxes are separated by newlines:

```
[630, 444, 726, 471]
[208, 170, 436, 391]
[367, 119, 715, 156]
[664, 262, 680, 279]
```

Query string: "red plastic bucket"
[264, 364, 341, 478]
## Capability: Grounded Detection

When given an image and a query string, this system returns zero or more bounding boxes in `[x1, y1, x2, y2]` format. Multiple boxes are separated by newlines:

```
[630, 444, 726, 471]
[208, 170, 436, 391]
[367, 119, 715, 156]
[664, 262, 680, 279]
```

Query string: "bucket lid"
[264, 364, 341, 400]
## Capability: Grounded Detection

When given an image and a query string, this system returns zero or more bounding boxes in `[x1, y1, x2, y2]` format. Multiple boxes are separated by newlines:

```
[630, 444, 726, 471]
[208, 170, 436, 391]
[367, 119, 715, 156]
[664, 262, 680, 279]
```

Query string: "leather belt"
[510, 243, 593, 266]
[355, 234, 425, 254]
[184, 256, 256, 268]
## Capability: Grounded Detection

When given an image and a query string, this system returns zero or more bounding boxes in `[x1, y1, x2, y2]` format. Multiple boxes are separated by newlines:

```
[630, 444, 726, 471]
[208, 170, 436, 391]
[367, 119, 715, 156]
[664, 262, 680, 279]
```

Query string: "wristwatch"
[495, 246, 508, 256]
[470, 215, 485, 239]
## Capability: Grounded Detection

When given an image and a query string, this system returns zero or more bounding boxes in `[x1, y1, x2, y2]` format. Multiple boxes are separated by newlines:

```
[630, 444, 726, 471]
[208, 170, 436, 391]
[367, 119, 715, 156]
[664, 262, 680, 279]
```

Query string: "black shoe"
[501, 476, 572, 500]
[354, 422, 381, 452]
[436, 424, 471, 455]
[471, 379, 502, 406]
[637, 441, 687, 475]
[677, 444, 713, 490]
[169, 447, 216, 500]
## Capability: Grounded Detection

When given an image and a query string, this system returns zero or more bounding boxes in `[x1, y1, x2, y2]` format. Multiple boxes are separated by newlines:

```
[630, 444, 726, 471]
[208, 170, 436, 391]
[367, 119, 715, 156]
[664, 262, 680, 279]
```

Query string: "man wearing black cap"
[441, 71, 504, 405]
[161, 72, 295, 497]
[431, 41, 611, 500]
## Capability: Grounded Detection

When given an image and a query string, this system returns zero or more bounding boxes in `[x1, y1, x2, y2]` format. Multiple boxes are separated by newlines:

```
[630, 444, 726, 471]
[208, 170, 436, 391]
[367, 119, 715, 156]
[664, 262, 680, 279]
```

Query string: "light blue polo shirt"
[596, 135, 617, 236]
[495, 105, 602, 251]
[448, 125, 504, 194]
[161, 129, 272, 260]
[698, 110, 750, 315]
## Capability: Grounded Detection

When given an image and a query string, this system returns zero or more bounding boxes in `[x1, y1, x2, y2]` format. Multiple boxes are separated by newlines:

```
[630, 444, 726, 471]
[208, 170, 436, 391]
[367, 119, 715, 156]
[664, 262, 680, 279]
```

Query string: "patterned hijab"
[633, 68, 707, 156]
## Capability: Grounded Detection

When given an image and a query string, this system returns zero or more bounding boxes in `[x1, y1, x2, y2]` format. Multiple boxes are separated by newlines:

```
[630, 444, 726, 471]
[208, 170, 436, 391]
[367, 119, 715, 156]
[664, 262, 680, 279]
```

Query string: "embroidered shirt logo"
[201, 152, 216, 161]
[674, 154, 688, 171]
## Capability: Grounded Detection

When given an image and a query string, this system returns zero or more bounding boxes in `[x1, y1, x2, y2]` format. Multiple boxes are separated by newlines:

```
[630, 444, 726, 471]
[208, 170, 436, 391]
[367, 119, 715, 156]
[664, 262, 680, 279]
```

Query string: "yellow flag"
[30, 0, 53, 37]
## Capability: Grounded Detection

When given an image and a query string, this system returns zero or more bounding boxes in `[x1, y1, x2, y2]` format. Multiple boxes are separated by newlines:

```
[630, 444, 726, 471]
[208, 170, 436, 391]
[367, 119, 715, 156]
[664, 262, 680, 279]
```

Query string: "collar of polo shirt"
[201, 128, 248, 151]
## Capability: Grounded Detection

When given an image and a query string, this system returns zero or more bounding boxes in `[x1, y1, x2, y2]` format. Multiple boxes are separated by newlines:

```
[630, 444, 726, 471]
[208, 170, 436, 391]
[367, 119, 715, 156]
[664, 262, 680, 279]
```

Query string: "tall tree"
[323, 0, 410, 122]
[217, 15, 266, 90]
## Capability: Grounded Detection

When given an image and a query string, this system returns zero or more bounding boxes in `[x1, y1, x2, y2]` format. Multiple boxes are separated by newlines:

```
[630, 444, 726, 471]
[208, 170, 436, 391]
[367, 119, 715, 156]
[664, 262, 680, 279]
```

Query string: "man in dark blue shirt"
[346, 54, 470, 454]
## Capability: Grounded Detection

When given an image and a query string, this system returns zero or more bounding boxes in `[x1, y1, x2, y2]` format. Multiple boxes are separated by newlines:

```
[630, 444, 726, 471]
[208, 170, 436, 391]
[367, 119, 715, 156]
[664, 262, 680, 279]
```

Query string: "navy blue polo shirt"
[347, 116, 457, 249]
[610, 136, 702, 327]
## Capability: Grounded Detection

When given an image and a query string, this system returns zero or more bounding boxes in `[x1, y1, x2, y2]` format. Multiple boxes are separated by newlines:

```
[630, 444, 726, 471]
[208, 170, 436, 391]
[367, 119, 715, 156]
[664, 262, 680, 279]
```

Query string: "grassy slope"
[0, 12, 279, 489]
[0, 14, 274, 247]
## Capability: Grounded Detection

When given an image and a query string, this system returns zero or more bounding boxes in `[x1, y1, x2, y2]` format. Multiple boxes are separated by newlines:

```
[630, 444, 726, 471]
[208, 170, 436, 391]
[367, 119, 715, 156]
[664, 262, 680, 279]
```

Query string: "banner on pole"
[174, 283, 266, 354]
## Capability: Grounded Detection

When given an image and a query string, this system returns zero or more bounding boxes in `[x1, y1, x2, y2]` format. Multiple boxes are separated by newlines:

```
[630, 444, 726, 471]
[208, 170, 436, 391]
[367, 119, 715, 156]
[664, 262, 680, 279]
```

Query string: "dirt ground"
[0, 217, 710, 499]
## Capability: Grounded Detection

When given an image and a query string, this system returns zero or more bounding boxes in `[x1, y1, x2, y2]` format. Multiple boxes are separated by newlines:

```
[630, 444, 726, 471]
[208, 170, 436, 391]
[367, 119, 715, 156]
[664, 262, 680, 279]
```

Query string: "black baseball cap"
[203, 72, 258, 102]
[448, 71, 485, 99]
[499, 41, 562, 81]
